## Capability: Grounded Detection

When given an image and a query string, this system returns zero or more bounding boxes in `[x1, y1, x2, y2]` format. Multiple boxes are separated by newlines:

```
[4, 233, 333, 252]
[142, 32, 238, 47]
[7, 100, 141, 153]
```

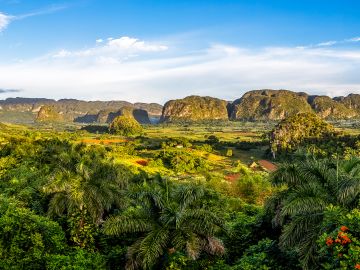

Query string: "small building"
[258, 160, 278, 172]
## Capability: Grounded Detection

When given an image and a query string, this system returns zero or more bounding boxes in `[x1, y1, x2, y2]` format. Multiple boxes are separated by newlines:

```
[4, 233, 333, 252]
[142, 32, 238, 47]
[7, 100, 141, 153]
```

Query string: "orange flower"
[340, 226, 349, 232]
[335, 239, 341, 243]
[342, 237, 351, 245]
[355, 264, 360, 269]
[326, 237, 334, 246]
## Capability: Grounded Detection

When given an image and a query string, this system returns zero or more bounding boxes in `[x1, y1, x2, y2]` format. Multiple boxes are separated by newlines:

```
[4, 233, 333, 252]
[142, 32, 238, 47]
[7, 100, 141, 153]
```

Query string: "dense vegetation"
[109, 115, 143, 136]
[160, 96, 229, 122]
[269, 113, 336, 158]
[230, 90, 313, 121]
[0, 115, 359, 269]
[269, 112, 360, 160]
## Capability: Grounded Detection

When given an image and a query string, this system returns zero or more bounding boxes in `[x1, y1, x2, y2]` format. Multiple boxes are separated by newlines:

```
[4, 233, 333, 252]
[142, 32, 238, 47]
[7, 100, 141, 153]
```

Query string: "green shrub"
[206, 135, 220, 145]
[47, 248, 106, 270]
[226, 148, 233, 157]
[195, 143, 213, 153]
[156, 149, 211, 173]
[232, 239, 298, 270]
[0, 197, 67, 269]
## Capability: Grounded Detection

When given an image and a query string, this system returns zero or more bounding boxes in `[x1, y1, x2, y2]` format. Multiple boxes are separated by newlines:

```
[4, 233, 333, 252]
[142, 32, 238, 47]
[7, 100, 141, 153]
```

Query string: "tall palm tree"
[268, 157, 360, 269]
[103, 178, 226, 270]
[44, 143, 128, 247]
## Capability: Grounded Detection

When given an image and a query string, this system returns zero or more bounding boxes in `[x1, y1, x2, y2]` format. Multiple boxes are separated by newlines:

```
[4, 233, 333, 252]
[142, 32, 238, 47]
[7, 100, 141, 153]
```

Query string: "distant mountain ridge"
[2, 90, 360, 124]
[161, 90, 360, 122]
[0, 97, 162, 124]
[228, 89, 360, 121]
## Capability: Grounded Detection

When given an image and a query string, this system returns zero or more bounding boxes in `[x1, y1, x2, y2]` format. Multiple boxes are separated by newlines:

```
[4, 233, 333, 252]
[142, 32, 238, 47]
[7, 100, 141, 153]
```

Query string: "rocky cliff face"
[308, 96, 356, 119]
[4, 90, 360, 124]
[334, 94, 360, 114]
[228, 90, 360, 121]
[229, 90, 313, 121]
[93, 107, 151, 124]
[36, 105, 64, 122]
[0, 98, 56, 112]
[1, 97, 162, 124]
[160, 96, 229, 122]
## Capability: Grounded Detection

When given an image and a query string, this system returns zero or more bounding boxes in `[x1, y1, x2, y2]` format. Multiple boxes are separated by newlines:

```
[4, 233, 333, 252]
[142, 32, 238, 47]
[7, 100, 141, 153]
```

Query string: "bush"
[47, 248, 106, 270]
[226, 148, 233, 157]
[235, 166, 272, 205]
[318, 207, 360, 269]
[195, 143, 213, 153]
[161, 137, 192, 149]
[233, 239, 299, 270]
[109, 116, 142, 136]
[0, 197, 67, 269]
[206, 135, 220, 145]
[156, 149, 211, 173]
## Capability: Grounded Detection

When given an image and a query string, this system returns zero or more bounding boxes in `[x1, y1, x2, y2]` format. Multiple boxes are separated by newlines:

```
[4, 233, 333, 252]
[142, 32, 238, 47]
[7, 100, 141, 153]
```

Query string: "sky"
[0, 0, 360, 103]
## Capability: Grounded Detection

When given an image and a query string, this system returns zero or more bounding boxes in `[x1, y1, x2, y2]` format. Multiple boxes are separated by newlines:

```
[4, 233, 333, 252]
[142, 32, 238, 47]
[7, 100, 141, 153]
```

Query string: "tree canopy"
[109, 115, 143, 136]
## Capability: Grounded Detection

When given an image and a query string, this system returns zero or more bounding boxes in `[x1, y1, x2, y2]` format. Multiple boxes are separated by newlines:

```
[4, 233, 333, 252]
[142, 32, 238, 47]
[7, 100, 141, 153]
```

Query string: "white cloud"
[0, 5, 67, 32]
[106, 37, 168, 52]
[1, 40, 360, 103]
[53, 49, 72, 58]
[309, 36, 360, 48]
[317, 41, 337, 47]
[52, 36, 169, 62]
[0, 12, 13, 31]
[348, 37, 360, 42]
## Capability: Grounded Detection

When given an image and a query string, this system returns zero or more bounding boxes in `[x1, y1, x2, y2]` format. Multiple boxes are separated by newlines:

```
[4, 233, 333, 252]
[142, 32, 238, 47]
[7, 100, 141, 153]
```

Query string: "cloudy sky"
[1, 0, 360, 103]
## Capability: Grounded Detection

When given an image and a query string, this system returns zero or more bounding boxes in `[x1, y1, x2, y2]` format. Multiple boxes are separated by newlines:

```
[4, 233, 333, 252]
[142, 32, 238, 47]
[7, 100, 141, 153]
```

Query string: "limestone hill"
[160, 96, 229, 122]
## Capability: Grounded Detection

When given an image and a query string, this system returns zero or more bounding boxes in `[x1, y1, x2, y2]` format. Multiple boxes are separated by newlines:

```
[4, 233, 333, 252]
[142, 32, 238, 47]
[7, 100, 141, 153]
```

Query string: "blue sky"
[0, 0, 360, 102]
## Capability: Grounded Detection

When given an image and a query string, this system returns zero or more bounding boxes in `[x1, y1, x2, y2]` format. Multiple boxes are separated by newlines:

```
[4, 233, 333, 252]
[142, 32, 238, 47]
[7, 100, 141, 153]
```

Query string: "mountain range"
[1, 89, 360, 124]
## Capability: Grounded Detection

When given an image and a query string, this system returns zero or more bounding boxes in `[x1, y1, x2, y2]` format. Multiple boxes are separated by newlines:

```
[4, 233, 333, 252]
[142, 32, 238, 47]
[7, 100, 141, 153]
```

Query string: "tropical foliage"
[267, 157, 360, 269]
[109, 115, 143, 136]
[0, 118, 359, 270]
[103, 178, 225, 269]
[270, 113, 335, 157]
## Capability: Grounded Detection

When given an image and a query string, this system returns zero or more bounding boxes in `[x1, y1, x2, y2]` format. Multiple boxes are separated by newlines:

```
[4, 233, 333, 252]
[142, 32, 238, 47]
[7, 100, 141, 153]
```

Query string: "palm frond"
[103, 215, 153, 236]
[339, 156, 360, 176]
[47, 192, 68, 217]
[175, 183, 205, 209]
[281, 196, 327, 217]
[280, 212, 323, 248]
[338, 177, 360, 206]
[185, 233, 202, 260]
[138, 227, 170, 269]
[203, 236, 225, 256]
[180, 208, 225, 235]
[270, 163, 300, 186]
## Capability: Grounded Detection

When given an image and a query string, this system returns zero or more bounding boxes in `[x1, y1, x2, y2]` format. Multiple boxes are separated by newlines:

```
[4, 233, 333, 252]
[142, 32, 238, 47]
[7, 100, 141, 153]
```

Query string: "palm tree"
[44, 143, 128, 248]
[103, 178, 226, 270]
[267, 157, 360, 269]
